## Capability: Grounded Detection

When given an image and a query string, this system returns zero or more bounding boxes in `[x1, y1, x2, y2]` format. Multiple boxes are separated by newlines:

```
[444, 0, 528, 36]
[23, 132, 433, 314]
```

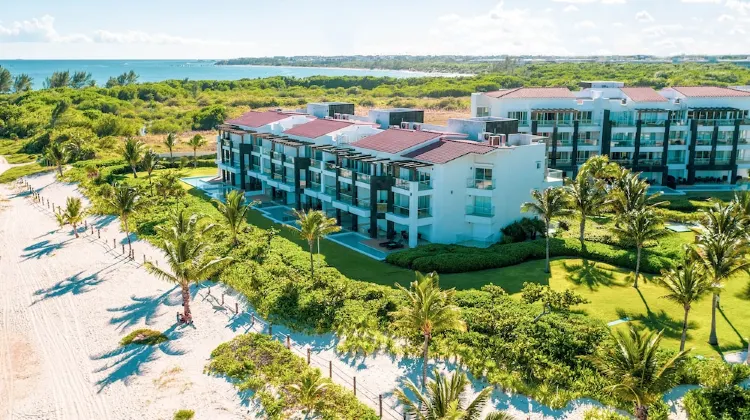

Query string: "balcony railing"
[221, 139, 233, 148]
[695, 139, 712, 146]
[310, 159, 322, 168]
[394, 178, 411, 190]
[262, 168, 272, 176]
[391, 205, 410, 217]
[467, 178, 495, 190]
[555, 159, 573, 166]
[337, 193, 353, 205]
[694, 158, 711, 165]
[640, 140, 664, 147]
[669, 139, 687, 145]
[697, 119, 735, 126]
[610, 121, 636, 127]
[577, 140, 600, 146]
[284, 155, 295, 164]
[323, 185, 336, 196]
[251, 165, 261, 173]
[578, 120, 597, 126]
[355, 197, 370, 209]
[546, 169, 564, 181]
[376, 203, 388, 213]
[272, 172, 283, 181]
[667, 157, 685, 164]
[611, 158, 632, 164]
[324, 162, 337, 172]
[611, 140, 635, 147]
[357, 173, 372, 184]
[261, 148, 271, 157]
[270, 151, 282, 161]
[638, 159, 662, 166]
[417, 208, 432, 218]
[340, 168, 353, 179]
[641, 121, 667, 127]
[284, 176, 295, 185]
[309, 181, 321, 191]
[466, 205, 494, 218]
[418, 180, 432, 191]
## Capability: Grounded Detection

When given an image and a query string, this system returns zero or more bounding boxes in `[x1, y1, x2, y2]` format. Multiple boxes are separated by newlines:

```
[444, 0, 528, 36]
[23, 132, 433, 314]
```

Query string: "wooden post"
[251, 314, 255, 325]
[286, 335, 291, 349]
[143, 254, 146, 264]
[268, 324, 272, 336]
[379, 394, 383, 418]
[113, 238, 116, 248]
[97, 229, 100, 238]
[122, 243, 125, 254]
[353, 377, 356, 396]
[329, 360, 332, 379]
[235, 302, 238, 314]
[221, 293, 225, 305]
[84, 220, 87, 229]
[307, 348, 311, 365]
[208, 287, 211, 296]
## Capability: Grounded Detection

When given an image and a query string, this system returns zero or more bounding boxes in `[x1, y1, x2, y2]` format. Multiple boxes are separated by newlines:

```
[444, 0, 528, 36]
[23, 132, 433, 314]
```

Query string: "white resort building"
[472, 81, 750, 186]
[215, 102, 562, 253]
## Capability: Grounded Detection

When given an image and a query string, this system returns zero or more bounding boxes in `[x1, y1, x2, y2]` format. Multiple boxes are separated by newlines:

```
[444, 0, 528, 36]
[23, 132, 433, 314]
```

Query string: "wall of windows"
[577, 131, 600, 146]
[640, 132, 664, 147]
[611, 132, 635, 147]
[669, 131, 688, 145]
[507, 111, 528, 125]
[611, 111, 635, 126]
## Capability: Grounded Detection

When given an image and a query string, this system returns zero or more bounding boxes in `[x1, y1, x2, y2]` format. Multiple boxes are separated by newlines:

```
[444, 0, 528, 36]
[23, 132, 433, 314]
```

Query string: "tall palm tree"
[521, 186, 570, 273]
[163, 133, 177, 161]
[694, 231, 750, 346]
[187, 134, 206, 168]
[292, 209, 341, 282]
[144, 209, 229, 323]
[733, 190, 750, 220]
[287, 370, 330, 419]
[584, 327, 689, 420]
[578, 154, 620, 180]
[45, 141, 68, 177]
[613, 209, 663, 288]
[609, 171, 668, 216]
[62, 197, 86, 238]
[395, 369, 511, 420]
[566, 173, 606, 247]
[140, 149, 161, 185]
[121, 137, 145, 178]
[0, 66, 10, 93]
[12, 74, 33, 93]
[391, 272, 466, 387]
[213, 189, 257, 246]
[657, 248, 713, 351]
[700, 201, 745, 240]
[104, 185, 144, 254]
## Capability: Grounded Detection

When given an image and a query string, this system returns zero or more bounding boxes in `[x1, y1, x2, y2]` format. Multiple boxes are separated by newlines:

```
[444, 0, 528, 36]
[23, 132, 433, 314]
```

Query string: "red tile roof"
[485, 87, 575, 99]
[352, 129, 441, 154]
[620, 87, 667, 102]
[670, 86, 750, 98]
[283, 119, 354, 139]
[226, 111, 295, 128]
[403, 140, 496, 164]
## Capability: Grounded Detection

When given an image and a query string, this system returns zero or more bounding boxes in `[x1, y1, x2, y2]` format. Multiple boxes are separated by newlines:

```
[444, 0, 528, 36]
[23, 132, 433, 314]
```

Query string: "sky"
[0, 0, 748, 59]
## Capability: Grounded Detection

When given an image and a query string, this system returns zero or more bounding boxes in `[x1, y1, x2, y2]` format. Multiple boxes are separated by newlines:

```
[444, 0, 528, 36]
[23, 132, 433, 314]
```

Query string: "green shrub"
[119, 328, 169, 346]
[0, 163, 53, 183]
[387, 238, 673, 274]
[583, 408, 629, 420]
[173, 409, 195, 420]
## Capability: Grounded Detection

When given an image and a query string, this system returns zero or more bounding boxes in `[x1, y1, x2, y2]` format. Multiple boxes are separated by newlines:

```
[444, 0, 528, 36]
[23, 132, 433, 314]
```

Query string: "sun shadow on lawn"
[562, 259, 619, 290]
[107, 286, 180, 331]
[91, 324, 184, 392]
[719, 307, 748, 346]
[735, 282, 750, 301]
[615, 290, 687, 339]
[22, 238, 72, 260]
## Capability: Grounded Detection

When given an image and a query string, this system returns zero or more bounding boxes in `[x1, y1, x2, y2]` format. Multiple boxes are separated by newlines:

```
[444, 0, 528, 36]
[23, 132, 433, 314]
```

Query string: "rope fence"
[18, 177, 407, 420]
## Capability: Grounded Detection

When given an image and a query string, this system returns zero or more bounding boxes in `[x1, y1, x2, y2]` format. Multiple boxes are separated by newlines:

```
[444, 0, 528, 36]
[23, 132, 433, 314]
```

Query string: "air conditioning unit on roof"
[621, 98, 627, 105]
[400, 122, 410, 129]
[482, 132, 493, 141]
[414, 123, 422, 131]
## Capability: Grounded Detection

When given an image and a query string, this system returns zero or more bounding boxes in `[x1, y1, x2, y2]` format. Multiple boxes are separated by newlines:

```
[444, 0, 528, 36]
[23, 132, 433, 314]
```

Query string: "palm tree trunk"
[131, 165, 138, 178]
[545, 222, 551, 274]
[73, 222, 79, 238]
[169, 149, 173, 161]
[579, 215, 586, 247]
[422, 334, 429, 388]
[680, 306, 690, 351]
[633, 246, 642, 288]
[309, 240, 315, 282]
[745, 340, 749, 365]
[57, 164, 63, 177]
[709, 293, 719, 346]
[193, 149, 197, 168]
[181, 282, 192, 323]
[124, 216, 132, 253]
[634, 404, 648, 420]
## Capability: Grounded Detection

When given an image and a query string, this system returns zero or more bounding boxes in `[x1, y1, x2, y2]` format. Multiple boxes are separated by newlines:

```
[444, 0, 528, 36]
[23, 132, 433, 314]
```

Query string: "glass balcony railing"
[669, 138, 687, 145]
[309, 181, 321, 191]
[667, 157, 685, 164]
[324, 162, 337, 172]
[356, 173, 371, 184]
[578, 120, 597, 126]
[610, 121, 636, 127]
[417, 208, 432, 218]
[638, 159, 662, 166]
[640, 140, 664, 147]
[376, 203, 388, 213]
[338, 193, 353, 205]
[356, 197, 370, 209]
[323, 185, 336, 196]
[272, 172, 283, 181]
[716, 159, 731, 165]
[641, 121, 667, 127]
[555, 159, 573, 166]
[394, 178, 411, 190]
[391, 205, 410, 217]
[262, 168, 272, 176]
[694, 158, 711, 165]
[611, 158, 632, 165]
[466, 205, 494, 217]
[418, 180, 432, 191]
[251, 165, 261, 173]
[310, 159, 322, 168]
[467, 178, 495, 190]
[555, 139, 574, 147]
[610, 140, 635, 147]
[696, 139, 712, 146]
[339, 168, 353, 179]
[270, 151, 282, 161]
[284, 155, 295, 164]
[697, 119, 735, 126]
[284, 176, 295, 185]
[261, 148, 271, 157]
[577, 139, 600, 146]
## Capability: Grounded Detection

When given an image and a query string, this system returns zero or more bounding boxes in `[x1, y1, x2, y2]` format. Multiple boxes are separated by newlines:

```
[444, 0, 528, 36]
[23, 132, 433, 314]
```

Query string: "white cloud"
[0, 15, 90, 43]
[92, 30, 216, 46]
[726, 0, 750, 14]
[680, 0, 721, 3]
[635, 10, 655, 22]
[563, 5, 579, 12]
[718, 14, 735, 21]
[575, 20, 597, 29]
[602, 0, 627, 4]
[582, 36, 604, 44]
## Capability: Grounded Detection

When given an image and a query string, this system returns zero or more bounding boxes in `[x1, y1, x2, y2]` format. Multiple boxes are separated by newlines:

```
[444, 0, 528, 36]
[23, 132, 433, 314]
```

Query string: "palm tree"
[292, 209, 341, 282]
[104, 185, 143, 254]
[121, 137, 144, 178]
[62, 197, 86, 238]
[391, 272, 466, 387]
[694, 231, 750, 346]
[584, 327, 689, 420]
[213, 189, 257, 246]
[187, 134, 206, 168]
[613, 209, 663, 288]
[566, 173, 606, 247]
[0, 66, 10, 93]
[45, 141, 68, 177]
[733, 190, 750, 218]
[657, 248, 713, 351]
[12, 74, 33, 93]
[395, 369, 511, 420]
[287, 370, 329, 419]
[54, 210, 66, 230]
[578, 154, 620, 180]
[141, 149, 161, 185]
[163, 133, 177, 161]
[521, 186, 570, 273]
[700, 201, 746, 240]
[144, 209, 229, 323]
[609, 171, 668, 216]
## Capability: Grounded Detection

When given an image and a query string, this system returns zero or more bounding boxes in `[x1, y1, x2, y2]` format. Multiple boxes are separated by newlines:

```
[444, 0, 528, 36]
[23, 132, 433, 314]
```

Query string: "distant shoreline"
[213, 62, 473, 77]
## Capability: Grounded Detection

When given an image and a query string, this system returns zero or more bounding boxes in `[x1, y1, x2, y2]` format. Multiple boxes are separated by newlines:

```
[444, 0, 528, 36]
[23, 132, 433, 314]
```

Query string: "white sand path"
[4, 169, 701, 420]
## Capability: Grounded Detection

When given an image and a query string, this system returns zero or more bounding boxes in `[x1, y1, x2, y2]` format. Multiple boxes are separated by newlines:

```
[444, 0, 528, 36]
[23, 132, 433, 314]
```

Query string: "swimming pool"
[328, 232, 387, 260]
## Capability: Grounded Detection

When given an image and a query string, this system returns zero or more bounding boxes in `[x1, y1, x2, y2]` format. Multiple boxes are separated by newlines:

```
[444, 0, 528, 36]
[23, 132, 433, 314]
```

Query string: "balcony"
[376, 203, 388, 213]
[262, 168, 272, 177]
[261, 148, 271, 157]
[250, 164, 261, 174]
[610, 121, 636, 128]
[309, 181, 321, 191]
[467, 178, 495, 190]
[669, 138, 687, 146]
[355, 197, 370, 209]
[418, 180, 432, 191]
[417, 207, 432, 218]
[270, 151, 283, 161]
[667, 157, 685, 164]
[391, 205, 410, 217]
[340, 168, 353, 179]
[638, 159, 662, 167]
[324, 162, 337, 172]
[611, 140, 635, 147]
[221, 139, 233, 148]
[694, 158, 711, 165]
[310, 159, 322, 168]
[554, 159, 573, 166]
[640, 141, 664, 147]
[578, 120, 597, 126]
[641, 121, 667, 127]
[323, 185, 336, 197]
[357, 173, 372, 184]
[697, 119, 735, 126]
[546, 169, 564, 182]
[466, 205, 494, 218]
[393, 178, 411, 191]
[284, 176, 295, 186]
[337, 193, 353, 205]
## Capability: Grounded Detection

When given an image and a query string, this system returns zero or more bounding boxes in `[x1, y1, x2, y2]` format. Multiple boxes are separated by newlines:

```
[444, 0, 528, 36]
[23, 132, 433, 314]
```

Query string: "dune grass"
[0, 163, 54, 183]
[120, 328, 169, 346]
[173, 409, 195, 420]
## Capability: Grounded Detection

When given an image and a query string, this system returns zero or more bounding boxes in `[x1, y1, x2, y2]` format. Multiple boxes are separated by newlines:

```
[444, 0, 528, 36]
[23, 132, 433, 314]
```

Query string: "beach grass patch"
[173, 409, 195, 420]
[120, 328, 169, 346]
[0, 163, 54, 183]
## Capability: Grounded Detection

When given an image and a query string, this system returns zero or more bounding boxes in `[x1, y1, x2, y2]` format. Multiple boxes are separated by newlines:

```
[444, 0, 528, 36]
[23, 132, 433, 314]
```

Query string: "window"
[476, 106, 490, 117]
[577, 111, 593, 124]
[418, 196, 431, 218]
[474, 167, 493, 180]
[611, 111, 635, 126]
[508, 111, 528, 125]
[577, 131, 600, 145]
[669, 131, 687, 145]
[473, 196, 492, 212]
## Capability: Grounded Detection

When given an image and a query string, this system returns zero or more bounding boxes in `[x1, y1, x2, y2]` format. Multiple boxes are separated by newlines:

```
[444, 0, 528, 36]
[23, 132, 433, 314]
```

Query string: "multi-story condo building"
[472, 81, 750, 186]
[216, 103, 562, 249]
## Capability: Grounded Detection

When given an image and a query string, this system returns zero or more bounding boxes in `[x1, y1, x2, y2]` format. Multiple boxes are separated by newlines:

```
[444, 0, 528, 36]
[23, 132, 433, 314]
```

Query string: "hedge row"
[386, 238, 673, 274]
